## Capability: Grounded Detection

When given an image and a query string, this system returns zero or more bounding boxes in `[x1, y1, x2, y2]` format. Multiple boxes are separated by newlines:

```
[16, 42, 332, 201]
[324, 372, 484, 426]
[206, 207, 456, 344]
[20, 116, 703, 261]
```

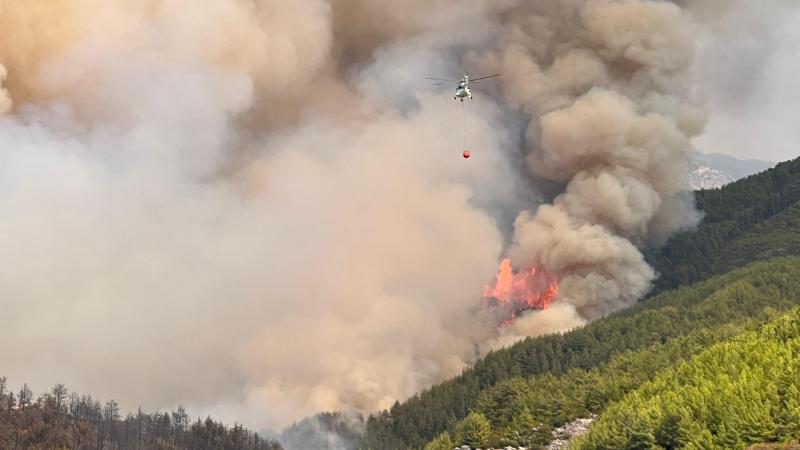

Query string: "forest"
[647, 156, 800, 293]
[0, 380, 283, 450]
[362, 157, 800, 450]
[366, 257, 800, 449]
[572, 307, 800, 449]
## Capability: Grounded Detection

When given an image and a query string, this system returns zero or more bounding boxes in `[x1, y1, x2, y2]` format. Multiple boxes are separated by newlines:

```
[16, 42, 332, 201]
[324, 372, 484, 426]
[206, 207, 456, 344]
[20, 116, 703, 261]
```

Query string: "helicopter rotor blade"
[426, 77, 457, 82]
[470, 74, 502, 81]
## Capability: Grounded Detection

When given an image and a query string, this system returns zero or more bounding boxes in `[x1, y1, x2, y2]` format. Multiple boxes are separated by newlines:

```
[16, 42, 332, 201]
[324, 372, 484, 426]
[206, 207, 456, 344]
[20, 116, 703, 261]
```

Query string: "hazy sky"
[695, 3, 800, 163]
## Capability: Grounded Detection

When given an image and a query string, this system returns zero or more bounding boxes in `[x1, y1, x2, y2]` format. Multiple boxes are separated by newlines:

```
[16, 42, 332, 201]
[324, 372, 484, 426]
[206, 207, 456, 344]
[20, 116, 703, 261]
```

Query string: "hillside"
[694, 152, 774, 178]
[689, 153, 775, 191]
[694, 153, 775, 180]
[711, 200, 800, 273]
[362, 156, 800, 450]
[688, 163, 735, 190]
[648, 155, 800, 294]
[362, 257, 800, 449]
[419, 257, 800, 449]
[688, 152, 774, 190]
[572, 306, 800, 449]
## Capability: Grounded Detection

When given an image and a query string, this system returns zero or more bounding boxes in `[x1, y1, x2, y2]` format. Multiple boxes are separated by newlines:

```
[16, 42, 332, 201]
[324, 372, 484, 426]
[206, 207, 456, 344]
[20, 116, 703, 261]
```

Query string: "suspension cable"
[462, 101, 466, 151]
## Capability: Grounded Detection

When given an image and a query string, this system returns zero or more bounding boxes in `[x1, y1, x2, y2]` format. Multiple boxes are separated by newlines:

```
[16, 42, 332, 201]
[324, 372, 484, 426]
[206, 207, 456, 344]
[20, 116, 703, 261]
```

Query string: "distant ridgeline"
[360, 156, 800, 450]
[0, 381, 283, 450]
[648, 155, 800, 294]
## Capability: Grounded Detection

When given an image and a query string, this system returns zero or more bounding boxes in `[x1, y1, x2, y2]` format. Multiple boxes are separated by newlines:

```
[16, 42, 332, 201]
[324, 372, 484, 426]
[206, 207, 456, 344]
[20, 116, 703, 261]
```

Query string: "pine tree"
[424, 431, 454, 450]
[654, 409, 692, 450]
[456, 412, 492, 448]
[512, 407, 537, 446]
[625, 418, 656, 450]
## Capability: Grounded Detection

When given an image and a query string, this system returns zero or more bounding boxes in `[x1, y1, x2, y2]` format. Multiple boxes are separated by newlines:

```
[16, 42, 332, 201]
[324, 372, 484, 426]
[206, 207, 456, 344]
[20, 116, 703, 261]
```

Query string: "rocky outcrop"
[451, 446, 527, 450]
[688, 152, 776, 190]
[450, 416, 595, 450]
[545, 416, 596, 450]
[689, 164, 736, 190]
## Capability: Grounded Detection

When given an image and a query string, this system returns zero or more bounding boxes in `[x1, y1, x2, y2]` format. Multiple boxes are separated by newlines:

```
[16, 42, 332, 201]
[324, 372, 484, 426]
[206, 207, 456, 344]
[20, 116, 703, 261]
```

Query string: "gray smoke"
[281, 412, 364, 450]
[475, 0, 706, 346]
[0, 0, 759, 431]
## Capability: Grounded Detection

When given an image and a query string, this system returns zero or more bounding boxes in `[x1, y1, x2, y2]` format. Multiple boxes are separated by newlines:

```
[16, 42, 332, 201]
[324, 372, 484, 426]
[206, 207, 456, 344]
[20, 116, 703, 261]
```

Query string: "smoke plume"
[0, 0, 733, 431]
[454, 0, 705, 347]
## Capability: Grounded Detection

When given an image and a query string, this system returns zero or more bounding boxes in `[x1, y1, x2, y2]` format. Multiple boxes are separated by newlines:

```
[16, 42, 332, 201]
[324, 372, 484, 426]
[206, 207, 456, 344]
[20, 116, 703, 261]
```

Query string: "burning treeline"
[483, 259, 559, 326]
[0, 0, 715, 430]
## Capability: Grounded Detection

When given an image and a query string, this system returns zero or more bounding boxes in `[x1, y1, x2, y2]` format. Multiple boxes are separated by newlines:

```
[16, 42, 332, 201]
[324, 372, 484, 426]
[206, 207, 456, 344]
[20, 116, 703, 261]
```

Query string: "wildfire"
[482, 259, 559, 326]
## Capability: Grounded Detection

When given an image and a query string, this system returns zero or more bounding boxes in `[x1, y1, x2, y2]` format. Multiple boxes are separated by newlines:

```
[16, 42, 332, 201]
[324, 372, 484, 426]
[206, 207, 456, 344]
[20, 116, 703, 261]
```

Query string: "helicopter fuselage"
[455, 80, 472, 101]
[428, 73, 499, 102]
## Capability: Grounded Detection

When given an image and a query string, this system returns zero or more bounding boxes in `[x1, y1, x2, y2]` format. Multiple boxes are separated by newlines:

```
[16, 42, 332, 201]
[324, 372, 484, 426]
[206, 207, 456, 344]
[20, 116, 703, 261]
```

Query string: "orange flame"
[482, 258, 559, 326]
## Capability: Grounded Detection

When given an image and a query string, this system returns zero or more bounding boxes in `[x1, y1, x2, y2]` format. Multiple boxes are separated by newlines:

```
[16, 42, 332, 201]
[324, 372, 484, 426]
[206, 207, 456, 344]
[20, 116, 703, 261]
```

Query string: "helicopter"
[426, 73, 502, 101]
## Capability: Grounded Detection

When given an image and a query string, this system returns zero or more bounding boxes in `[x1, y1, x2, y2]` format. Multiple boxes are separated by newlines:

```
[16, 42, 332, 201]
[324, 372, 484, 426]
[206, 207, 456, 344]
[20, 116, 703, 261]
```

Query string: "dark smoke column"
[478, 0, 706, 344]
